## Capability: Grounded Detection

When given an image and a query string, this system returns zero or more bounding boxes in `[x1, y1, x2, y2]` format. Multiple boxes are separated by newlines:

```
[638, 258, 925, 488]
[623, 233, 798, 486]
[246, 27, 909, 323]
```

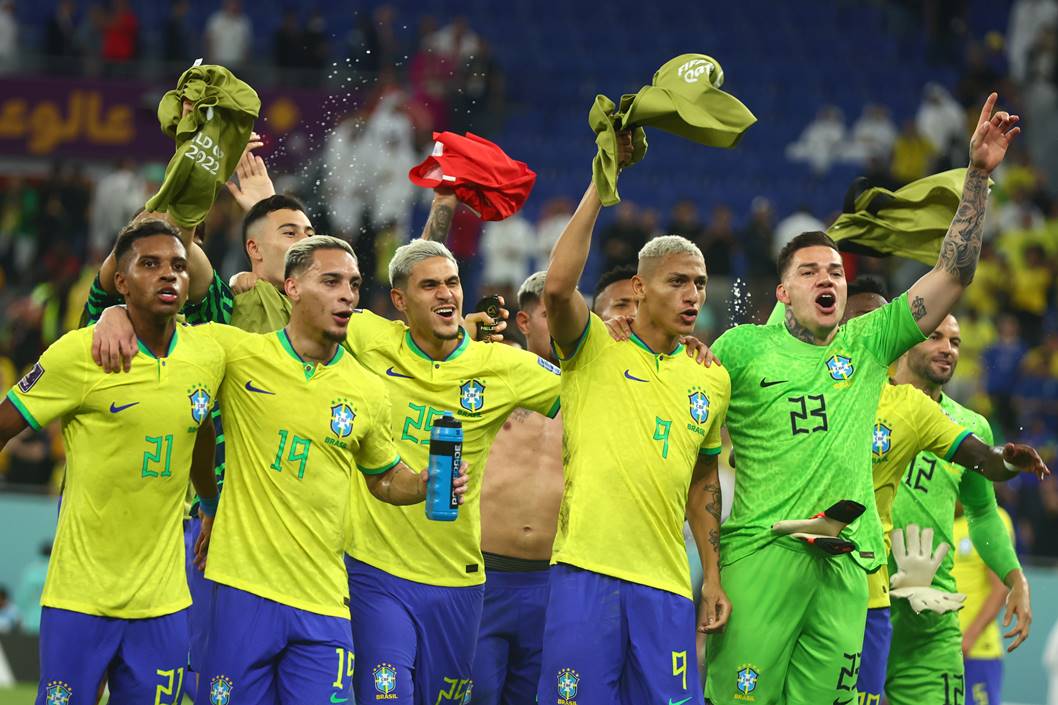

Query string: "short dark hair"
[113, 219, 184, 268]
[776, 231, 839, 278]
[847, 275, 889, 300]
[594, 265, 637, 300]
[242, 194, 307, 246]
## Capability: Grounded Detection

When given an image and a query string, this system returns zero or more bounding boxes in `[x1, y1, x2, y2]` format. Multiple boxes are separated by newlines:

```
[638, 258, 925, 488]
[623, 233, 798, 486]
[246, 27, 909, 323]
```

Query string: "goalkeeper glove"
[771, 499, 865, 555]
[889, 524, 966, 614]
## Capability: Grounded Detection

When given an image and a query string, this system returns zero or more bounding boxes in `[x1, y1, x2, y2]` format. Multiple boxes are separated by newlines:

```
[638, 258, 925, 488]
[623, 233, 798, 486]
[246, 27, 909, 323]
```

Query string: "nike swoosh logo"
[623, 369, 649, 383]
[109, 401, 139, 413]
[759, 378, 788, 388]
[386, 367, 414, 379]
[244, 380, 275, 395]
[668, 698, 693, 705]
[330, 695, 349, 704]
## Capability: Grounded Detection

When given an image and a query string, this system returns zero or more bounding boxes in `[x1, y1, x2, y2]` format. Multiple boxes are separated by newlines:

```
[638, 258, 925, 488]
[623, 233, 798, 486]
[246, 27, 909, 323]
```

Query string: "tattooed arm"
[688, 453, 732, 633]
[907, 92, 1020, 334]
[419, 188, 458, 242]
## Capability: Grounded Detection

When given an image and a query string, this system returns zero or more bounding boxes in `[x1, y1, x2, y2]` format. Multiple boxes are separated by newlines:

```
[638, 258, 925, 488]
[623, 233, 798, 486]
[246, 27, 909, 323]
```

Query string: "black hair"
[593, 264, 637, 300]
[776, 231, 840, 278]
[847, 275, 890, 300]
[113, 219, 184, 268]
[242, 194, 308, 246]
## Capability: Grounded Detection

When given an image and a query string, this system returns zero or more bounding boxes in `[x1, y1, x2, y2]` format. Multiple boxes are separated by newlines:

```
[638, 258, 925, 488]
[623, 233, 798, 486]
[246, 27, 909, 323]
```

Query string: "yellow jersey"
[952, 509, 1013, 659]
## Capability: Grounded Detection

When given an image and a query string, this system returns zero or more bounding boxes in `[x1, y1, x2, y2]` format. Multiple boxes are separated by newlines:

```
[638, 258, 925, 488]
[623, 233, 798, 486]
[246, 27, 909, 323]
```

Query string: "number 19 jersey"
[711, 293, 924, 571]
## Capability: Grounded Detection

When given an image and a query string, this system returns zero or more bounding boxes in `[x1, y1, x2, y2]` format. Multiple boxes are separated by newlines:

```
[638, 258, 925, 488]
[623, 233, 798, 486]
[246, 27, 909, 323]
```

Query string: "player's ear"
[631, 274, 646, 298]
[515, 310, 530, 335]
[114, 269, 129, 298]
[245, 237, 261, 264]
[776, 282, 791, 305]
[390, 287, 406, 313]
[284, 276, 299, 301]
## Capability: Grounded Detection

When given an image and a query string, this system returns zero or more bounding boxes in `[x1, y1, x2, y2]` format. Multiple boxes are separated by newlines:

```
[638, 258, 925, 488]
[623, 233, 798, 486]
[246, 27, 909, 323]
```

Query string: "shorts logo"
[557, 667, 580, 703]
[826, 354, 855, 381]
[209, 675, 233, 705]
[735, 664, 759, 700]
[45, 680, 72, 705]
[373, 662, 397, 699]
[188, 385, 212, 424]
[459, 379, 485, 413]
[688, 386, 710, 424]
[330, 398, 356, 438]
[871, 423, 892, 458]
[18, 362, 44, 393]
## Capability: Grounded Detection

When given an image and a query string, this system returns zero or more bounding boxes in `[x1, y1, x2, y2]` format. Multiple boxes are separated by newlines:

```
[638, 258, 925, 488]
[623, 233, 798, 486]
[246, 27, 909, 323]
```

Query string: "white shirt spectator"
[0, 0, 17, 73]
[480, 215, 536, 290]
[785, 106, 847, 174]
[848, 105, 897, 163]
[206, 2, 252, 67]
[89, 164, 146, 254]
[534, 212, 568, 269]
[916, 84, 966, 153]
[1008, 0, 1058, 81]
[772, 210, 826, 262]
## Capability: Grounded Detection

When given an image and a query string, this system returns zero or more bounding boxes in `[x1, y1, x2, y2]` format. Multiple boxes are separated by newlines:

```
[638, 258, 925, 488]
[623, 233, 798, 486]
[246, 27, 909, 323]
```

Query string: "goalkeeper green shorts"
[885, 599, 964, 705]
[704, 537, 868, 705]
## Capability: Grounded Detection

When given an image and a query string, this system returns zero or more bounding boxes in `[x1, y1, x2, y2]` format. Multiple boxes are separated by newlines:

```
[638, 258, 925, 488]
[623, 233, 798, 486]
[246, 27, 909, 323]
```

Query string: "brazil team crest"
[330, 398, 356, 438]
[557, 667, 580, 703]
[188, 385, 212, 424]
[459, 379, 486, 413]
[872, 423, 892, 459]
[209, 675, 233, 705]
[826, 354, 855, 381]
[373, 662, 398, 699]
[45, 681, 72, 705]
[688, 386, 711, 424]
[735, 664, 759, 700]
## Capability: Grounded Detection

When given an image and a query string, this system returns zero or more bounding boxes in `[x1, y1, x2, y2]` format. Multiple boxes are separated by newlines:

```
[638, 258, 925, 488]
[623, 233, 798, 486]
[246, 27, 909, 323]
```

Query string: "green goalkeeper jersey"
[711, 293, 924, 572]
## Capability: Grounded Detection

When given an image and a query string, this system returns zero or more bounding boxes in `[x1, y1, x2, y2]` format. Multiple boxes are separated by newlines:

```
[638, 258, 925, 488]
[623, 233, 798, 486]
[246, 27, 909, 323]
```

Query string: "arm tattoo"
[423, 203, 454, 242]
[936, 167, 988, 285]
[704, 481, 722, 522]
[784, 307, 817, 344]
[911, 296, 927, 321]
[708, 528, 720, 552]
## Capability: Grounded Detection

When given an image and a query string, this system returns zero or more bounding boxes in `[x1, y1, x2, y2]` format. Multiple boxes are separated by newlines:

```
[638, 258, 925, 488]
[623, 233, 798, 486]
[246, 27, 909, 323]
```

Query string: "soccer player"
[342, 239, 561, 705]
[885, 313, 1035, 705]
[702, 92, 1019, 705]
[841, 277, 1047, 705]
[953, 502, 1015, 705]
[0, 219, 224, 705]
[592, 264, 639, 319]
[542, 145, 732, 705]
[473, 270, 564, 705]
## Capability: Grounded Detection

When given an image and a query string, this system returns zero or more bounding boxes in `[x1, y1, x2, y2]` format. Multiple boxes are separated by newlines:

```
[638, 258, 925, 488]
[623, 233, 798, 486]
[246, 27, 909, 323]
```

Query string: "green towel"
[145, 64, 260, 228]
[828, 169, 990, 266]
[590, 54, 757, 206]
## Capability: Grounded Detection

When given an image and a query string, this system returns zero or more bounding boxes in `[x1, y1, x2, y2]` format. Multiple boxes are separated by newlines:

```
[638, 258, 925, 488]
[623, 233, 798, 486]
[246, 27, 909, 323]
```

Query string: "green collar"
[277, 329, 344, 366]
[136, 327, 179, 359]
[629, 329, 684, 357]
[405, 327, 469, 362]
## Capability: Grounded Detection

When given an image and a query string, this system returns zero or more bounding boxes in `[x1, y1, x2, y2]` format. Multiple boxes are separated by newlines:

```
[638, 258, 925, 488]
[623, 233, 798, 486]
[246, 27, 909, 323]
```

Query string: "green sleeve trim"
[6, 390, 41, 431]
[545, 397, 561, 419]
[358, 455, 401, 476]
[944, 429, 973, 462]
[699, 446, 723, 456]
[552, 317, 591, 362]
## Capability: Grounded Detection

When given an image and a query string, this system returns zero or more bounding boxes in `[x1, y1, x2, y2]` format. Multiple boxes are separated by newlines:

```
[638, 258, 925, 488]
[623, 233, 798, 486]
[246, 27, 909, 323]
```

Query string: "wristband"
[198, 494, 220, 517]
[1003, 459, 1019, 473]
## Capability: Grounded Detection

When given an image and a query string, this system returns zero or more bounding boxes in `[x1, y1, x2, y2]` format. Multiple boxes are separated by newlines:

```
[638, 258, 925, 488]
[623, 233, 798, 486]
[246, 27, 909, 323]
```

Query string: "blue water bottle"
[426, 413, 463, 521]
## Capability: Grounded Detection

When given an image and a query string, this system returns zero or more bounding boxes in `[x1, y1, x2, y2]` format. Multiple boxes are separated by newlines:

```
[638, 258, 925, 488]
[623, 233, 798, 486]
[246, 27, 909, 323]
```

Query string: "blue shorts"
[471, 564, 550, 705]
[964, 658, 1002, 705]
[856, 606, 892, 703]
[183, 517, 213, 670]
[36, 606, 189, 705]
[345, 555, 484, 705]
[195, 583, 354, 705]
[538, 564, 703, 705]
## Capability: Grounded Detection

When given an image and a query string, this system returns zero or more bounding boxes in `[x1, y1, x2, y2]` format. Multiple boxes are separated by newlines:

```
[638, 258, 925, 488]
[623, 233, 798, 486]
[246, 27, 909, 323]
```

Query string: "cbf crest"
[188, 385, 212, 424]
[872, 423, 892, 459]
[459, 379, 486, 413]
[826, 354, 855, 381]
[373, 662, 398, 699]
[209, 675, 233, 705]
[557, 667, 580, 703]
[330, 397, 356, 438]
[45, 681, 72, 705]
[688, 386, 711, 425]
[735, 663, 760, 700]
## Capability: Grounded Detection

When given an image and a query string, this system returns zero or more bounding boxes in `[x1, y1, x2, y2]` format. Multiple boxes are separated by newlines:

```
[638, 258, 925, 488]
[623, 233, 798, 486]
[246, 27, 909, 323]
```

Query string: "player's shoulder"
[478, 339, 562, 378]
[676, 353, 731, 392]
[37, 327, 93, 367]
[941, 395, 990, 436]
[347, 308, 406, 347]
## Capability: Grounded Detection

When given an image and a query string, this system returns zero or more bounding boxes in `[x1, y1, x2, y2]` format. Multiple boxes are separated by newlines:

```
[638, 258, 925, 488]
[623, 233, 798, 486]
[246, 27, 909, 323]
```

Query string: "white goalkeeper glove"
[889, 524, 966, 614]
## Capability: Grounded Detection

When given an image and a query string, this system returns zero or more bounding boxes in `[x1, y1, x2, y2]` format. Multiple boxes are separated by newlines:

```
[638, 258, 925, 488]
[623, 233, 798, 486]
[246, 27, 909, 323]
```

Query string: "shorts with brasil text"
[538, 563, 703, 705]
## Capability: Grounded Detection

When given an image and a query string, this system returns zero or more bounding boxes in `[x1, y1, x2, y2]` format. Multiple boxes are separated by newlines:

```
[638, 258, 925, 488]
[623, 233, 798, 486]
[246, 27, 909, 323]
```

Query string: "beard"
[911, 354, 955, 385]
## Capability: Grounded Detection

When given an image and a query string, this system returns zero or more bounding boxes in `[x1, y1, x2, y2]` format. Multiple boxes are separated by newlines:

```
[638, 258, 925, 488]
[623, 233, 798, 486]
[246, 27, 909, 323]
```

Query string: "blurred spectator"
[957, 41, 1002, 107]
[0, 176, 40, 284]
[772, 206, 825, 262]
[1007, 0, 1058, 82]
[599, 201, 648, 272]
[916, 83, 965, 163]
[890, 119, 936, 184]
[1009, 244, 1053, 345]
[426, 16, 482, 60]
[88, 159, 145, 255]
[452, 40, 504, 135]
[349, 5, 400, 76]
[0, 585, 17, 633]
[77, 4, 107, 75]
[0, 0, 17, 73]
[206, 0, 252, 68]
[274, 10, 304, 70]
[1033, 475, 1058, 558]
[302, 10, 329, 71]
[741, 197, 776, 277]
[44, 0, 79, 71]
[13, 541, 49, 635]
[534, 197, 574, 267]
[699, 204, 738, 277]
[785, 105, 846, 174]
[479, 213, 536, 301]
[848, 104, 898, 163]
[101, 0, 139, 66]
[982, 314, 1029, 434]
[667, 200, 705, 242]
[163, 0, 193, 67]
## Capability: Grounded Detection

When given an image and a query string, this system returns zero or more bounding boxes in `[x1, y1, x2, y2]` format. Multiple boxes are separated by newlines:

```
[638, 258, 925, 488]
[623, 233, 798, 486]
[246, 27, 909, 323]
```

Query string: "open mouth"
[679, 308, 699, 325]
[932, 357, 953, 372]
[433, 305, 456, 322]
[815, 291, 837, 315]
[332, 309, 352, 325]
[157, 287, 179, 304]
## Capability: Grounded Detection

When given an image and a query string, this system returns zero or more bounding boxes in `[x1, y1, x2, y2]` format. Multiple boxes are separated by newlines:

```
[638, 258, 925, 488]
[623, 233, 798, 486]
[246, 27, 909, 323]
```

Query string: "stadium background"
[0, 0, 1056, 702]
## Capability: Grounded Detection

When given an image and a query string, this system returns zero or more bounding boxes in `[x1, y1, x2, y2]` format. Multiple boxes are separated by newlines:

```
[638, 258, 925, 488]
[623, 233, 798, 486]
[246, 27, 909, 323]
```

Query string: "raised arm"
[420, 188, 459, 242]
[907, 93, 1020, 333]
[543, 182, 602, 349]
[953, 434, 1050, 482]
[687, 453, 731, 634]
